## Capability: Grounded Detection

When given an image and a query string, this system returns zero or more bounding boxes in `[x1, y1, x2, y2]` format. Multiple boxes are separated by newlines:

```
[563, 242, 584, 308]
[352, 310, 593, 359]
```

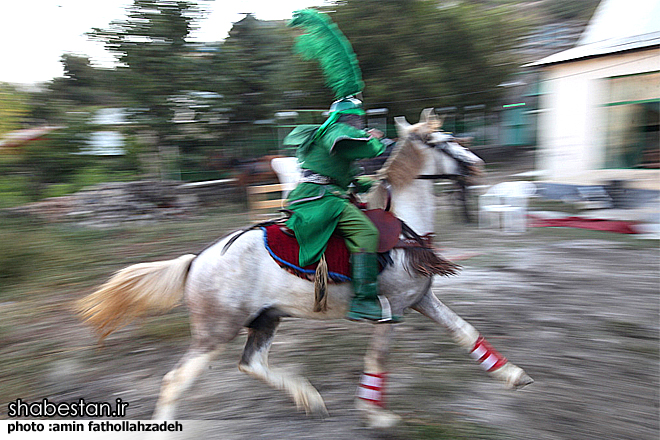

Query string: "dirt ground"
[2, 162, 658, 439]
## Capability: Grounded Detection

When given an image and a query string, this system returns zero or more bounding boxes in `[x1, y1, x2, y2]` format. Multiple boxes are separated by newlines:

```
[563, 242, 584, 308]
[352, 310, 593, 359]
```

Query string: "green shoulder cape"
[283, 122, 384, 266]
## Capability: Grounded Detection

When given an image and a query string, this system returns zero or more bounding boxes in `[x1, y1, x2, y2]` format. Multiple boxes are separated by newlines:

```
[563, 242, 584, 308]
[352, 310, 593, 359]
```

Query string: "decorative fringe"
[397, 220, 460, 277]
[403, 247, 460, 278]
[314, 254, 329, 312]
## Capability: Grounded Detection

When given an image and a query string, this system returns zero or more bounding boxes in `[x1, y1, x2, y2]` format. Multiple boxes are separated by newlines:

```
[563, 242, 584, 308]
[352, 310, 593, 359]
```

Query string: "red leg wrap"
[470, 335, 508, 372]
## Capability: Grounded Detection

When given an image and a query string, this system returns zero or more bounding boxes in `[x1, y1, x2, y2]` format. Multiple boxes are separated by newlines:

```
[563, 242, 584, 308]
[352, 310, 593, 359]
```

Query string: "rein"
[376, 180, 436, 250]
[416, 174, 462, 181]
[407, 132, 473, 180]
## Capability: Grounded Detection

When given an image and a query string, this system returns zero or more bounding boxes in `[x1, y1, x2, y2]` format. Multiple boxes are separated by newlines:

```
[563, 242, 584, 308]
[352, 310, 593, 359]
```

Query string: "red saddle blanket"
[262, 224, 352, 282]
[262, 209, 402, 282]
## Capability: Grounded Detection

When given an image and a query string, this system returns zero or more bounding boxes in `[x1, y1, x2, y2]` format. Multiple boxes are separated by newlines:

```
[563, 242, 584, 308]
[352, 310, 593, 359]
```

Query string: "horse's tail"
[76, 254, 197, 342]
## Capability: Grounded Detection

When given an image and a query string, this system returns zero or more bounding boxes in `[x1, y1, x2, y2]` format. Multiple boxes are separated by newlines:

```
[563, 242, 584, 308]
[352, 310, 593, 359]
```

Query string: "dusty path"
[13, 224, 653, 440]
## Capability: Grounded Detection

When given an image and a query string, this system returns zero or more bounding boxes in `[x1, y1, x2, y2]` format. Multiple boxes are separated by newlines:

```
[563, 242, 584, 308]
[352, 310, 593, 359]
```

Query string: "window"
[604, 71, 659, 168]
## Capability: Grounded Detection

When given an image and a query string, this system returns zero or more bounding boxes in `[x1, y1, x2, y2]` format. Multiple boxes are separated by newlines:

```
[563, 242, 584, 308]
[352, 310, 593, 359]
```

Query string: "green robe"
[284, 122, 385, 266]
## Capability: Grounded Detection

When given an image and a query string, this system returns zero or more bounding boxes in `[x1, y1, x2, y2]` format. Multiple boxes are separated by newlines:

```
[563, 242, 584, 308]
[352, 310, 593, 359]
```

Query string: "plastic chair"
[478, 181, 536, 233]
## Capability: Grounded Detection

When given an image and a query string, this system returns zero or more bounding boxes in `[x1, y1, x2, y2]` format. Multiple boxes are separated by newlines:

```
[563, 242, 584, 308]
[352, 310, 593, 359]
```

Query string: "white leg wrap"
[356, 372, 387, 407]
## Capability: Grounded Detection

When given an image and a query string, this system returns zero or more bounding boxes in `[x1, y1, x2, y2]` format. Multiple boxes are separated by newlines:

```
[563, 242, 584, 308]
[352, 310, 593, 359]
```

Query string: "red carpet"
[529, 215, 639, 234]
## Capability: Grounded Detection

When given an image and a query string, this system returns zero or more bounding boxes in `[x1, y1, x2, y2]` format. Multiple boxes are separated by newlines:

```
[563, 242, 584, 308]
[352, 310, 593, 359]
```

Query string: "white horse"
[77, 109, 532, 428]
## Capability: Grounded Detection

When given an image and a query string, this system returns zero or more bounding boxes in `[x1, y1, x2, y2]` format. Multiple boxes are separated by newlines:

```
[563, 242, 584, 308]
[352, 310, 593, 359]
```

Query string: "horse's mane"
[367, 120, 436, 207]
[377, 120, 438, 187]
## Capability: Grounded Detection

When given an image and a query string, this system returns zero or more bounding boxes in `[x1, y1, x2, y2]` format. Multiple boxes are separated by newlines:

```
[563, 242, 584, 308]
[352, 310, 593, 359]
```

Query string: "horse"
[231, 154, 283, 187]
[77, 109, 532, 428]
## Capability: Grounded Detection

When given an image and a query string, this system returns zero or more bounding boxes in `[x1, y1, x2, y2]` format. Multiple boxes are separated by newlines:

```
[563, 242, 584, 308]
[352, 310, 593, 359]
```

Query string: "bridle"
[409, 132, 471, 181]
[378, 130, 475, 213]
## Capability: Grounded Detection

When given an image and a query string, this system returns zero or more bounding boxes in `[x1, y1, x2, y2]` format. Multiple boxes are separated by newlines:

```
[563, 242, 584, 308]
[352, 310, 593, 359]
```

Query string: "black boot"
[346, 253, 401, 323]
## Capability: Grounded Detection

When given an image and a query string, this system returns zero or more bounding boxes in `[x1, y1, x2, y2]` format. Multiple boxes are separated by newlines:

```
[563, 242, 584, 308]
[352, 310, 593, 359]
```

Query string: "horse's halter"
[409, 132, 471, 181]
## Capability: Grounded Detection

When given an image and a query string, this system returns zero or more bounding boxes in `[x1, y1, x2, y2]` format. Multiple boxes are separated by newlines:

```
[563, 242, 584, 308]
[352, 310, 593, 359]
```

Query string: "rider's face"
[339, 114, 366, 130]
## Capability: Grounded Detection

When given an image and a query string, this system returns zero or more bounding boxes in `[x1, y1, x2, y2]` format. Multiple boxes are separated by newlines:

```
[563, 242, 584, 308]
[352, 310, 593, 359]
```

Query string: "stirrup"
[346, 296, 402, 323]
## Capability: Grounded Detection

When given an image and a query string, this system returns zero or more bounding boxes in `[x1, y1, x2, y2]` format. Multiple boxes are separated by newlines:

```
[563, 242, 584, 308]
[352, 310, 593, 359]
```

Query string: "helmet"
[329, 97, 363, 114]
[314, 96, 365, 140]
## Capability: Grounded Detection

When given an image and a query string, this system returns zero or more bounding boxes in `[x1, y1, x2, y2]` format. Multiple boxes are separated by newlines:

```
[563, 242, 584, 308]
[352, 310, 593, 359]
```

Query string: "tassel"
[314, 254, 329, 312]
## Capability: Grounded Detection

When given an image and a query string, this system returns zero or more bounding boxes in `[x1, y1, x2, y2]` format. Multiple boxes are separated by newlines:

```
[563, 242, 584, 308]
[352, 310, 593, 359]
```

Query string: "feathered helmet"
[288, 9, 365, 132]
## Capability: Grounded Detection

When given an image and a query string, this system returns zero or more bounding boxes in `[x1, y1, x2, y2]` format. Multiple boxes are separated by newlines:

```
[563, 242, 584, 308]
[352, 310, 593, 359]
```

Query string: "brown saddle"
[363, 209, 402, 253]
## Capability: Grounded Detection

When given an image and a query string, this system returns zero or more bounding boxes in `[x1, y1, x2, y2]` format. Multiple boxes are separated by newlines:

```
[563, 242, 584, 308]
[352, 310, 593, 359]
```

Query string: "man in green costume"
[283, 9, 401, 322]
[283, 97, 401, 323]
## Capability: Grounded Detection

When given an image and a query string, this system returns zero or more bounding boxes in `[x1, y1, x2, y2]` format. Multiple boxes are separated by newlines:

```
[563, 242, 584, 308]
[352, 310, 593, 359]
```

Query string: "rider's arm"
[354, 175, 377, 193]
[324, 124, 386, 161]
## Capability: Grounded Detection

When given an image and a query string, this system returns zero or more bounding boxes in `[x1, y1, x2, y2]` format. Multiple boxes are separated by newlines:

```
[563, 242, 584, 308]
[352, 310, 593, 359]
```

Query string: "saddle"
[262, 208, 441, 283]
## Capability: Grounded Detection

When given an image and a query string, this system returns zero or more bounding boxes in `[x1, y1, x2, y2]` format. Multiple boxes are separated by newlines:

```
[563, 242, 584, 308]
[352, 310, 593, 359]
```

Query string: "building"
[528, 0, 660, 190]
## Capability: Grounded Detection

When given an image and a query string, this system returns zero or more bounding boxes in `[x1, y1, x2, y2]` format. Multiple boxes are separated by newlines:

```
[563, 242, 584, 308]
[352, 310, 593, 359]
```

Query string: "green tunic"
[284, 122, 385, 266]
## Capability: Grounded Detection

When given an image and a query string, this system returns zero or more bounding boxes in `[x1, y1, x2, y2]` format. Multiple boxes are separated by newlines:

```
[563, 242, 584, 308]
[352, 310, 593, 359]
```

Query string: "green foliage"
[48, 55, 119, 106]
[0, 175, 32, 208]
[221, 15, 293, 123]
[87, 1, 209, 146]
[0, 84, 29, 137]
[328, 0, 530, 115]
[0, 218, 44, 294]
[0, 111, 144, 206]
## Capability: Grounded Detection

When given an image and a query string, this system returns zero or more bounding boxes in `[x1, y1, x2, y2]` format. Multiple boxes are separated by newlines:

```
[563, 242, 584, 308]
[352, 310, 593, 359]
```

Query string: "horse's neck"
[438, 153, 459, 175]
[391, 179, 436, 236]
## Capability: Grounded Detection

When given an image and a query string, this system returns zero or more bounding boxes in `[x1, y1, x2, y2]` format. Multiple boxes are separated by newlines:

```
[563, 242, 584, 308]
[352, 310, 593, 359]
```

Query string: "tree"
[216, 13, 333, 157]
[46, 54, 119, 106]
[327, 0, 530, 117]
[0, 84, 29, 137]
[87, 0, 209, 178]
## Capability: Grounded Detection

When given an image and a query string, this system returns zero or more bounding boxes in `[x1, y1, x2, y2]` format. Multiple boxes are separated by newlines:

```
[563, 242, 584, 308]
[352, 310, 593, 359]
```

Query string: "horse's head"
[394, 109, 484, 182]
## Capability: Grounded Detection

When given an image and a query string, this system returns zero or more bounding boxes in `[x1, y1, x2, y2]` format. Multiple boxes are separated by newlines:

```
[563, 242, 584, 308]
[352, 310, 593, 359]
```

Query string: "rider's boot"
[346, 253, 402, 323]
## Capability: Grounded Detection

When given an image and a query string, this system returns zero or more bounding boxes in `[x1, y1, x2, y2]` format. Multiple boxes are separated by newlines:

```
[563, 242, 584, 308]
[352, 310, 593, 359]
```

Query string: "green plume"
[289, 9, 364, 100]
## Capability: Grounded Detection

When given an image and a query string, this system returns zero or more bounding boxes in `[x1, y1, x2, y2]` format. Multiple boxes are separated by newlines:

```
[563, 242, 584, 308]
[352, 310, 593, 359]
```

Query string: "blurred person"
[284, 10, 399, 323]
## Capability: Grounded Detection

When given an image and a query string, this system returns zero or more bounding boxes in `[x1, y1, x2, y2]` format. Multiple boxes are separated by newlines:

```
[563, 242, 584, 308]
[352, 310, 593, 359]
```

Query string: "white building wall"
[536, 48, 660, 181]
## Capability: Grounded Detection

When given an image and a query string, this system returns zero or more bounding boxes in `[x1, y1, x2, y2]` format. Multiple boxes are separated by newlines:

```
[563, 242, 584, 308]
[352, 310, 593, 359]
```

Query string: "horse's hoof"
[513, 371, 534, 389]
[296, 390, 328, 417]
[369, 411, 402, 429]
[489, 362, 534, 390]
[356, 399, 401, 429]
[308, 399, 329, 418]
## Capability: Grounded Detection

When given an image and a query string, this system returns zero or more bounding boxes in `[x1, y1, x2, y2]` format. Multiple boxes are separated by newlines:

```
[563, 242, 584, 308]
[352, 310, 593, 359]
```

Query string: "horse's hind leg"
[413, 291, 533, 389]
[238, 307, 328, 416]
[152, 302, 246, 420]
[152, 345, 224, 420]
[356, 323, 402, 428]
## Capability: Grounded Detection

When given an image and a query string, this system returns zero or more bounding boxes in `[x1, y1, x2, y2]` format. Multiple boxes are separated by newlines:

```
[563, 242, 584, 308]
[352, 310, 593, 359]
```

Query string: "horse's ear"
[420, 108, 441, 130]
[394, 116, 410, 138]
[420, 108, 434, 123]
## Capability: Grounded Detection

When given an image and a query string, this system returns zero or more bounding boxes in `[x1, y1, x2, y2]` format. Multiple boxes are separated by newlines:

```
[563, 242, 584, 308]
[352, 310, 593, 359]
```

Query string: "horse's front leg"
[412, 290, 533, 389]
[355, 323, 402, 429]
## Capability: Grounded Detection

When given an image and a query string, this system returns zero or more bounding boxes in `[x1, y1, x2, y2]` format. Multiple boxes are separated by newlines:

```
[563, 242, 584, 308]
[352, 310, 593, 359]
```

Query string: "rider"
[283, 96, 401, 323]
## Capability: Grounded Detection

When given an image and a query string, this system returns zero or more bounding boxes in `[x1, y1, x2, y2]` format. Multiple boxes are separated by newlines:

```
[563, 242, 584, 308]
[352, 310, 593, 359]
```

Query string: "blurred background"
[0, 0, 658, 439]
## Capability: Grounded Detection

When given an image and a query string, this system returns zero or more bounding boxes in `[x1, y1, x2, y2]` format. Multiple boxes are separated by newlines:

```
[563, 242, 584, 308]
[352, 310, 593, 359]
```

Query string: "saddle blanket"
[262, 225, 352, 282]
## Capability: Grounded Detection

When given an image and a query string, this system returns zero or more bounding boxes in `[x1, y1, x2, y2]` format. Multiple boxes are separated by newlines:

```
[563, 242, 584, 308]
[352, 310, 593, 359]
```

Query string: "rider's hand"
[366, 128, 384, 139]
